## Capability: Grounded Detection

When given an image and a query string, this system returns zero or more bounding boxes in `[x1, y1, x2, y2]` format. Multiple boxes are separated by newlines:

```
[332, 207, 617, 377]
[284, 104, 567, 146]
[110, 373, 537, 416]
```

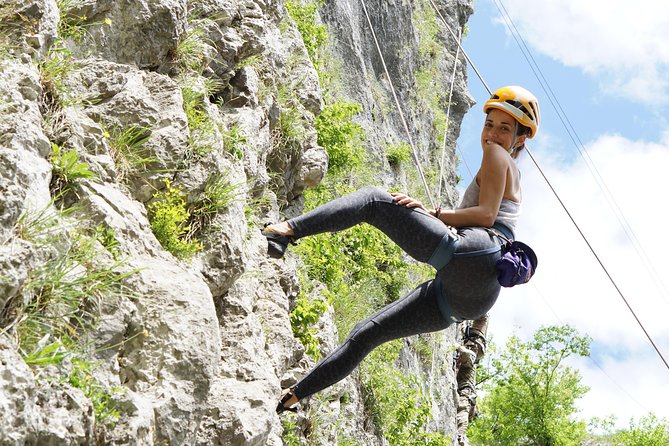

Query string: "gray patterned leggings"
[287, 186, 504, 400]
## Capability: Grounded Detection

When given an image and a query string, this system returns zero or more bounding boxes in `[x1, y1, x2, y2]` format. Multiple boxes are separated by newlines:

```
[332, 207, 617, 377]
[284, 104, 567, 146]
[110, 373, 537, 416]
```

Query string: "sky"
[454, 0, 669, 430]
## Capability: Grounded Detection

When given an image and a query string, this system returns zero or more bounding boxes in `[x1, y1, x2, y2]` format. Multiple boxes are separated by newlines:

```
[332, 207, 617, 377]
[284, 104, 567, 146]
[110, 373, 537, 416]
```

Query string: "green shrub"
[23, 335, 125, 428]
[385, 143, 412, 166]
[296, 182, 411, 301]
[198, 174, 244, 217]
[6, 206, 132, 432]
[93, 223, 121, 259]
[57, 0, 91, 41]
[315, 101, 365, 175]
[361, 341, 450, 446]
[0, 4, 28, 59]
[103, 124, 154, 182]
[280, 413, 302, 446]
[180, 77, 220, 158]
[40, 0, 109, 107]
[285, 0, 328, 72]
[174, 19, 215, 73]
[13, 204, 66, 244]
[413, 0, 451, 154]
[5, 208, 134, 361]
[49, 143, 96, 199]
[39, 45, 79, 106]
[147, 179, 203, 259]
[181, 84, 209, 133]
[272, 83, 313, 160]
[187, 173, 245, 235]
[290, 293, 328, 360]
[66, 357, 122, 424]
[23, 336, 73, 367]
[414, 0, 441, 61]
[277, 1, 446, 441]
[614, 413, 669, 446]
[56, 0, 112, 43]
[222, 123, 247, 160]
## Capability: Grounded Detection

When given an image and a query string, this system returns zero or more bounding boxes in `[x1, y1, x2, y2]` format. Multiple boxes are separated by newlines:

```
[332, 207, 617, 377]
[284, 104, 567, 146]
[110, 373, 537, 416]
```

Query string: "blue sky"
[455, 0, 669, 429]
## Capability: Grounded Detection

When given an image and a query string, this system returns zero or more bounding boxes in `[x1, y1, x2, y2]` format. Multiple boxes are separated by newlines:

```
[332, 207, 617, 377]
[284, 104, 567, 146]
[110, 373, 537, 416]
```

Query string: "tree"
[469, 325, 592, 446]
[615, 413, 669, 446]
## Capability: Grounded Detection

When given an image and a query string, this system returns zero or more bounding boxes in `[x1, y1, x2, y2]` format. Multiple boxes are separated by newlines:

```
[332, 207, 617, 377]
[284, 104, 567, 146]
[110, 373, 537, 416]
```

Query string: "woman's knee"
[357, 186, 392, 204]
[348, 319, 381, 345]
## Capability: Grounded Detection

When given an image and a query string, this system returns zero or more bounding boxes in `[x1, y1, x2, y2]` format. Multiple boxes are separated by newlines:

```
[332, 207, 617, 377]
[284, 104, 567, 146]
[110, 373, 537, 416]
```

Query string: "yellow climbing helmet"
[483, 86, 540, 138]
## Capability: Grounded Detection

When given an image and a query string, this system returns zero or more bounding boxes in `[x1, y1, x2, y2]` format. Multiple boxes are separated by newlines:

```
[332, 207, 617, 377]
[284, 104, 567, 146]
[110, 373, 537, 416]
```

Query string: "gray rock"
[196, 377, 276, 446]
[0, 60, 53, 238]
[320, 0, 474, 204]
[0, 238, 35, 325]
[0, 147, 52, 239]
[63, 0, 188, 70]
[62, 59, 190, 202]
[0, 334, 95, 446]
[104, 390, 155, 445]
[77, 181, 163, 258]
[3, 0, 59, 56]
[0, 61, 51, 157]
[300, 143, 328, 188]
[120, 256, 220, 444]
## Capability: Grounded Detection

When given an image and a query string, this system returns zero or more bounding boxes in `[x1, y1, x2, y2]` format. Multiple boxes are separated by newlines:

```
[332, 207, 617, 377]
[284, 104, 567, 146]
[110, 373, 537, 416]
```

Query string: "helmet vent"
[505, 99, 530, 117]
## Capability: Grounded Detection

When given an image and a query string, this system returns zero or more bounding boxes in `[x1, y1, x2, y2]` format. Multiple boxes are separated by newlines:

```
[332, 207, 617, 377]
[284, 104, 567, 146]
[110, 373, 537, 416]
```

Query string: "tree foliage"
[614, 413, 669, 446]
[469, 325, 592, 446]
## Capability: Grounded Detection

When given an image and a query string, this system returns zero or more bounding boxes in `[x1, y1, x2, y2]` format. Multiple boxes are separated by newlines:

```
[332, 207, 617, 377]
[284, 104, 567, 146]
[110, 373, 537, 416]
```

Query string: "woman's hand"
[390, 192, 427, 211]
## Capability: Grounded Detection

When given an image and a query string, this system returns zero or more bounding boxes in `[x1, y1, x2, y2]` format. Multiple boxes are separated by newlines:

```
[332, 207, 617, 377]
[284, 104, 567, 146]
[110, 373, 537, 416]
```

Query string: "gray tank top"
[457, 178, 520, 232]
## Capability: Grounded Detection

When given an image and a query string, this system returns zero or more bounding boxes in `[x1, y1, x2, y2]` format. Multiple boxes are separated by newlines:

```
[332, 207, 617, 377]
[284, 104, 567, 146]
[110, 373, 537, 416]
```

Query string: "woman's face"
[481, 108, 526, 151]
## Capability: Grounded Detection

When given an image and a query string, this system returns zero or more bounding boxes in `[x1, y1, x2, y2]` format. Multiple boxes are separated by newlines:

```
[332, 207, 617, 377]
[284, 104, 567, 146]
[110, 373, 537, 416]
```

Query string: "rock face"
[0, 0, 473, 444]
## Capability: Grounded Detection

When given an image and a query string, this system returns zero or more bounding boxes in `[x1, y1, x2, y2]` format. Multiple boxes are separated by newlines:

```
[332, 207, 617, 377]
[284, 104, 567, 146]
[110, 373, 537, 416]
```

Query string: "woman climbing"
[263, 85, 540, 413]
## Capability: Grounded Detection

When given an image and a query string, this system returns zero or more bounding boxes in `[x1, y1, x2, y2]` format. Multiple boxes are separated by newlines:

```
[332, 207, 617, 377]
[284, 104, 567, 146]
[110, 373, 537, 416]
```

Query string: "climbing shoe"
[261, 226, 295, 259]
[276, 388, 299, 414]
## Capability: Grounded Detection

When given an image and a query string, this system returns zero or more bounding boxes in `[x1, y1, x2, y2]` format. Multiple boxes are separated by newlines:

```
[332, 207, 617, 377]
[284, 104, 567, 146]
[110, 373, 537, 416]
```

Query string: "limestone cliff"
[0, 0, 473, 444]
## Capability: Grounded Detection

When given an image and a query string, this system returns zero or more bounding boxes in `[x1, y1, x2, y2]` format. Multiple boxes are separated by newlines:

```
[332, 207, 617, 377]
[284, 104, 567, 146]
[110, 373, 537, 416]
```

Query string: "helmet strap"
[508, 121, 519, 154]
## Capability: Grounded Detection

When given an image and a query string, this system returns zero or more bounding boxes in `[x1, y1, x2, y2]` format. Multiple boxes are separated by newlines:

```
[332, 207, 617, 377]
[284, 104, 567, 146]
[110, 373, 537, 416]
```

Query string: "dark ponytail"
[516, 124, 531, 137]
[513, 124, 532, 158]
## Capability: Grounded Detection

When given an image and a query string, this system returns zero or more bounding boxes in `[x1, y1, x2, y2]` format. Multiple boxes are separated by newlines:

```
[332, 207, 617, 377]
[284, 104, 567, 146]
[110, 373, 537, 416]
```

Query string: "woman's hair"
[516, 123, 531, 137]
[512, 124, 532, 159]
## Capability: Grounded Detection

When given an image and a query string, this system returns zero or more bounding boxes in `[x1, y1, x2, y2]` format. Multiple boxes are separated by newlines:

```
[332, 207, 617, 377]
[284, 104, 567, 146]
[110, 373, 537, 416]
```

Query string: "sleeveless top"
[457, 178, 520, 232]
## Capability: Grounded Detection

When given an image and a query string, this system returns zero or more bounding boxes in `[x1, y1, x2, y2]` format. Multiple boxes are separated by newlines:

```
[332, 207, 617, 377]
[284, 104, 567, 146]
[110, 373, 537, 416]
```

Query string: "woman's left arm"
[469, 143, 509, 226]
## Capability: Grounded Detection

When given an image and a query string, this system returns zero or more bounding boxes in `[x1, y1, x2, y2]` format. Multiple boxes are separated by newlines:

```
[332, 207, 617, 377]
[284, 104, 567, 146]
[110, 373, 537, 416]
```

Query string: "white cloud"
[496, 0, 669, 103]
[487, 131, 669, 425]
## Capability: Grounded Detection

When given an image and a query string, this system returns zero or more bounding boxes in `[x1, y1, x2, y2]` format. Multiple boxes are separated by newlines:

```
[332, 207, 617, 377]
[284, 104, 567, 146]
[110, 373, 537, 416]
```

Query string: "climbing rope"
[427, 0, 492, 96]
[425, 0, 669, 372]
[436, 27, 462, 204]
[525, 149, 669, 371]
[359, 0, 436, 209]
